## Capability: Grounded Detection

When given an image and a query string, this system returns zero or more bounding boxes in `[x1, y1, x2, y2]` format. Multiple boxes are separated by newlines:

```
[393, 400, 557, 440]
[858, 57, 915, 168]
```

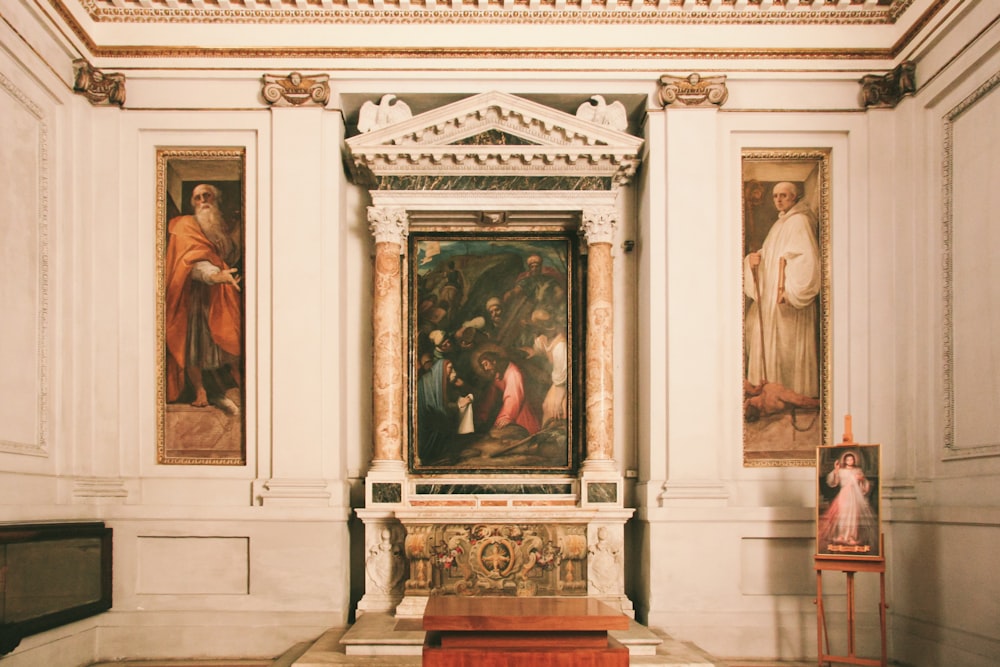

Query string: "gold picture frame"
[816, 443, 881, 559]
[408, 231, 581, 475]
[156, 147, 246, 465]
[742, 148, 832, 467]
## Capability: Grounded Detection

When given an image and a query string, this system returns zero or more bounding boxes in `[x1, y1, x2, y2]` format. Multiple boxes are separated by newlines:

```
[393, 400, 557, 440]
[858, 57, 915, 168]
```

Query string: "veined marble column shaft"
[369, 206, 408, 464]
[581, 208, 617, 463]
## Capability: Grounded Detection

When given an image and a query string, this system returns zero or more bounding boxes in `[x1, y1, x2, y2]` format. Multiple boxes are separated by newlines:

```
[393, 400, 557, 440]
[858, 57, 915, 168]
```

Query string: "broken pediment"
[345, 91, 643, 191]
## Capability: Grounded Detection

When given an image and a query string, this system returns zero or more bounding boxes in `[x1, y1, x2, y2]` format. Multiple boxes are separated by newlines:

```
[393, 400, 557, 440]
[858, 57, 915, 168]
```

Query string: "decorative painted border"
[941, 70, 1000, 461]
[0, 72, 49, 458]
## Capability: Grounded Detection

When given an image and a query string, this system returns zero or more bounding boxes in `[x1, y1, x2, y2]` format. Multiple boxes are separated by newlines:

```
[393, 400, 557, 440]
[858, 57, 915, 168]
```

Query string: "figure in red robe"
[164, 183, 242, 412]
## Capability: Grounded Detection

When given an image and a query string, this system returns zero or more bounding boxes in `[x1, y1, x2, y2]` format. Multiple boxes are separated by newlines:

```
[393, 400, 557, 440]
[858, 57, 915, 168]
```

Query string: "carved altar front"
[346, 91, 643, 620]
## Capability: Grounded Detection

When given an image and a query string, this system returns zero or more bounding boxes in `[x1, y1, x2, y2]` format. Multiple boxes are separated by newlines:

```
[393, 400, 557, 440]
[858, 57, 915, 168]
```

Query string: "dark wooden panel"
[0, 522, 112, 656]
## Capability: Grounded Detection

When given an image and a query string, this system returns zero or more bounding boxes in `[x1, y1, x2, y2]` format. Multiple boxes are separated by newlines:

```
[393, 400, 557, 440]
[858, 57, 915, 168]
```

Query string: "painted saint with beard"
[164, 183, 243, 414]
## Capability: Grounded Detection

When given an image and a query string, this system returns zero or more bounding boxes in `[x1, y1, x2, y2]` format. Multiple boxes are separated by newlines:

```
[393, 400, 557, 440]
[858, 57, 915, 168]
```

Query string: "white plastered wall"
[1, 0, 1000, 665]
[635, 83, 876, 659]
[879, 2, 1000, 665]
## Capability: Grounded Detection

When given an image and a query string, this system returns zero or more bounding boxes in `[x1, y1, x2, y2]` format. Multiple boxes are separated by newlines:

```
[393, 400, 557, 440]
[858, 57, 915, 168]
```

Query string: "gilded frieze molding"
[72, 59, 125, 107]
[261, 72, 330, 107]
[73, 0, 914, 25]
[859, 61, 916, 109]
[658, 73, 728, 108]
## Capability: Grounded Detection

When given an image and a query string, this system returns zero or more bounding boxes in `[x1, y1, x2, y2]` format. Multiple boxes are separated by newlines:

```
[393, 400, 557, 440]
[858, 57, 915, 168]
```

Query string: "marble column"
[581, 207, 617, 469]
[368, 206, 408, 468]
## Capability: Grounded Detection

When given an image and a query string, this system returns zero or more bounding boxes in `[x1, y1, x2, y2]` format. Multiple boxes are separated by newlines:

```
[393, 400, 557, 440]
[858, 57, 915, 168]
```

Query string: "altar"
[345, 91, 643, 628]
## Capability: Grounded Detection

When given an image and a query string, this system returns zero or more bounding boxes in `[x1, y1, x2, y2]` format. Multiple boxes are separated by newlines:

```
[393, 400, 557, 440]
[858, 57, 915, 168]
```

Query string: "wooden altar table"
[422, 596, 630, 666]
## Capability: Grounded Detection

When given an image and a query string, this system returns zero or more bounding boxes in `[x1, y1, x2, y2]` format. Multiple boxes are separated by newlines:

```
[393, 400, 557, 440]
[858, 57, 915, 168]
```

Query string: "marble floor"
[89, 616, 822, 667]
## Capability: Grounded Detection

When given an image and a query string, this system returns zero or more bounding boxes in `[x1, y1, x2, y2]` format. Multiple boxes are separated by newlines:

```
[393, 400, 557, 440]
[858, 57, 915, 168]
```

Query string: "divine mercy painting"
[816, 444, 881, 559]
[156, 148, 246, 465]
[409, 233, 580, 474]
[742, 149, 832, 467]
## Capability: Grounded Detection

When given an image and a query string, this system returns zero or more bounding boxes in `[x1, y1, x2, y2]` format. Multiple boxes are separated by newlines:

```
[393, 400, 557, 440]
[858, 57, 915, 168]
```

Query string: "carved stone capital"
[72, 59, 125, 107]
[860, 61, 916, 109]
[580, 207, 618, 245]
[658, 73, 728, 108]
[368, 206, 409, 246]
[262, 72, 330, 107]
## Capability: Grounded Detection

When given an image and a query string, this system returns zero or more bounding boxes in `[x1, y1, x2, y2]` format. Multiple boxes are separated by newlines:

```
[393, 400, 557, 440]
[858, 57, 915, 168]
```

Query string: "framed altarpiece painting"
[155, 148, 246, 465]
[742, 149, 833, 467]
[407, 231, 584, 476]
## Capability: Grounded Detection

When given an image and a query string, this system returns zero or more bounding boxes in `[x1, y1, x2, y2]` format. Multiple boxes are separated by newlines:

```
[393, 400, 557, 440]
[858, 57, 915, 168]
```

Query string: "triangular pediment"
[345, 91, 643, 191]
[451, 129, 541, 147]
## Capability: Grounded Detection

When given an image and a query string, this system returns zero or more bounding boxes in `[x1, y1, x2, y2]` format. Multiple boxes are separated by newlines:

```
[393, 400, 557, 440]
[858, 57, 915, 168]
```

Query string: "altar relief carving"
[406, 523, 587, 598]
[588, 526, 624, 595]
[365, 527, 406, 596]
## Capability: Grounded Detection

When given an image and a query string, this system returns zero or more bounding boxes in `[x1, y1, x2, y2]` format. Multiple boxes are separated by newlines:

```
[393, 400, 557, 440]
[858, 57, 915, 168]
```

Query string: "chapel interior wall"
[1, 0, 999, 664]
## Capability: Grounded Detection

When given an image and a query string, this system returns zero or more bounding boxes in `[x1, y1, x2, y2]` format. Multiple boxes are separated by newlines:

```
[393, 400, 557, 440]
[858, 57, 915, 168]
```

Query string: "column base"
[580, 459, 623, 508]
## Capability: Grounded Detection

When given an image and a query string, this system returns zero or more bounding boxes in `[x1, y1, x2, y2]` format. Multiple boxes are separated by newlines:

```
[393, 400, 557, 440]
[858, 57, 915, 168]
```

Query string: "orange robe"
[164, 215, 242, 402]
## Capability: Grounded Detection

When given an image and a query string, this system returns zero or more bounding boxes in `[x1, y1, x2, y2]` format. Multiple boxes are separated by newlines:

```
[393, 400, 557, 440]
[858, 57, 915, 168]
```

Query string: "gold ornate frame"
[155, 147, 246, 465]
[407, 231, 581, 475]
[741, 148, 832, 467]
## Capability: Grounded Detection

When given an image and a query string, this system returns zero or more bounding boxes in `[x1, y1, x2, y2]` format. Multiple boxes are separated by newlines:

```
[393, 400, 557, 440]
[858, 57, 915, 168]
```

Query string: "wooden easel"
[814, 415, 887, 667]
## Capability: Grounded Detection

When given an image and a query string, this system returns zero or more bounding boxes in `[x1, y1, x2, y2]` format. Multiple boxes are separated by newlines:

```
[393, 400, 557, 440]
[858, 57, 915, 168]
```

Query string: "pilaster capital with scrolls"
[73, 59, 125, 107]
[580, 208, 618, 246]
[261, 72, 330, 107]
[658, 73, 728, 109]
[368, 206, 409, 246]
[859, 61, 916, 109]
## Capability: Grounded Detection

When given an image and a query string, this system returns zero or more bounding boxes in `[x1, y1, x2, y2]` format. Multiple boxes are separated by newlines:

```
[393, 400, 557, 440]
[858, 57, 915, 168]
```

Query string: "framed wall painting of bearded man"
[156, 148, 246, 465]
[742, 149, 832, 467]
[408, 232, 582, 475]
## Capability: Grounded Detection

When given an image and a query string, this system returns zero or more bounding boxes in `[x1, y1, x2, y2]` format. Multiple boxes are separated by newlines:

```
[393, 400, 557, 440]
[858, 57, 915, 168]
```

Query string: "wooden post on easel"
[815, 414, 887, 667]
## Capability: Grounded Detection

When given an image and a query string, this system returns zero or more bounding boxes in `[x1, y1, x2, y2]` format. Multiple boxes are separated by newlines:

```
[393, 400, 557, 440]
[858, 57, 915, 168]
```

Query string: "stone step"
[290, 613, 719, 666]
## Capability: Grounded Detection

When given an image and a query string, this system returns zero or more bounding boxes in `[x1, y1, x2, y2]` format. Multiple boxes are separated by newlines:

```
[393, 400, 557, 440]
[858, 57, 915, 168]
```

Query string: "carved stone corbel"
[658, 73, 728, 108]
[72, 59, 125, 107]
[261, 72, 330, 107]
[860, 61, 916, 109]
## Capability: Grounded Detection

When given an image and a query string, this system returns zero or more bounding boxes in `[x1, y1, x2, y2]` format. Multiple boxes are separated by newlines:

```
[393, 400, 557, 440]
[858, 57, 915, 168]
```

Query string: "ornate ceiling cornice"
[73, 0, 909, 26]
[50, 0, 949, 61]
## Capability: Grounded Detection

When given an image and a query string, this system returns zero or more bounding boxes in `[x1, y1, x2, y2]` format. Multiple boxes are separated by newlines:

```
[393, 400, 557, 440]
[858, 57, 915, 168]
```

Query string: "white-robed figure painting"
[817, 444, 881, 558]
[742, 150, 831, 467]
